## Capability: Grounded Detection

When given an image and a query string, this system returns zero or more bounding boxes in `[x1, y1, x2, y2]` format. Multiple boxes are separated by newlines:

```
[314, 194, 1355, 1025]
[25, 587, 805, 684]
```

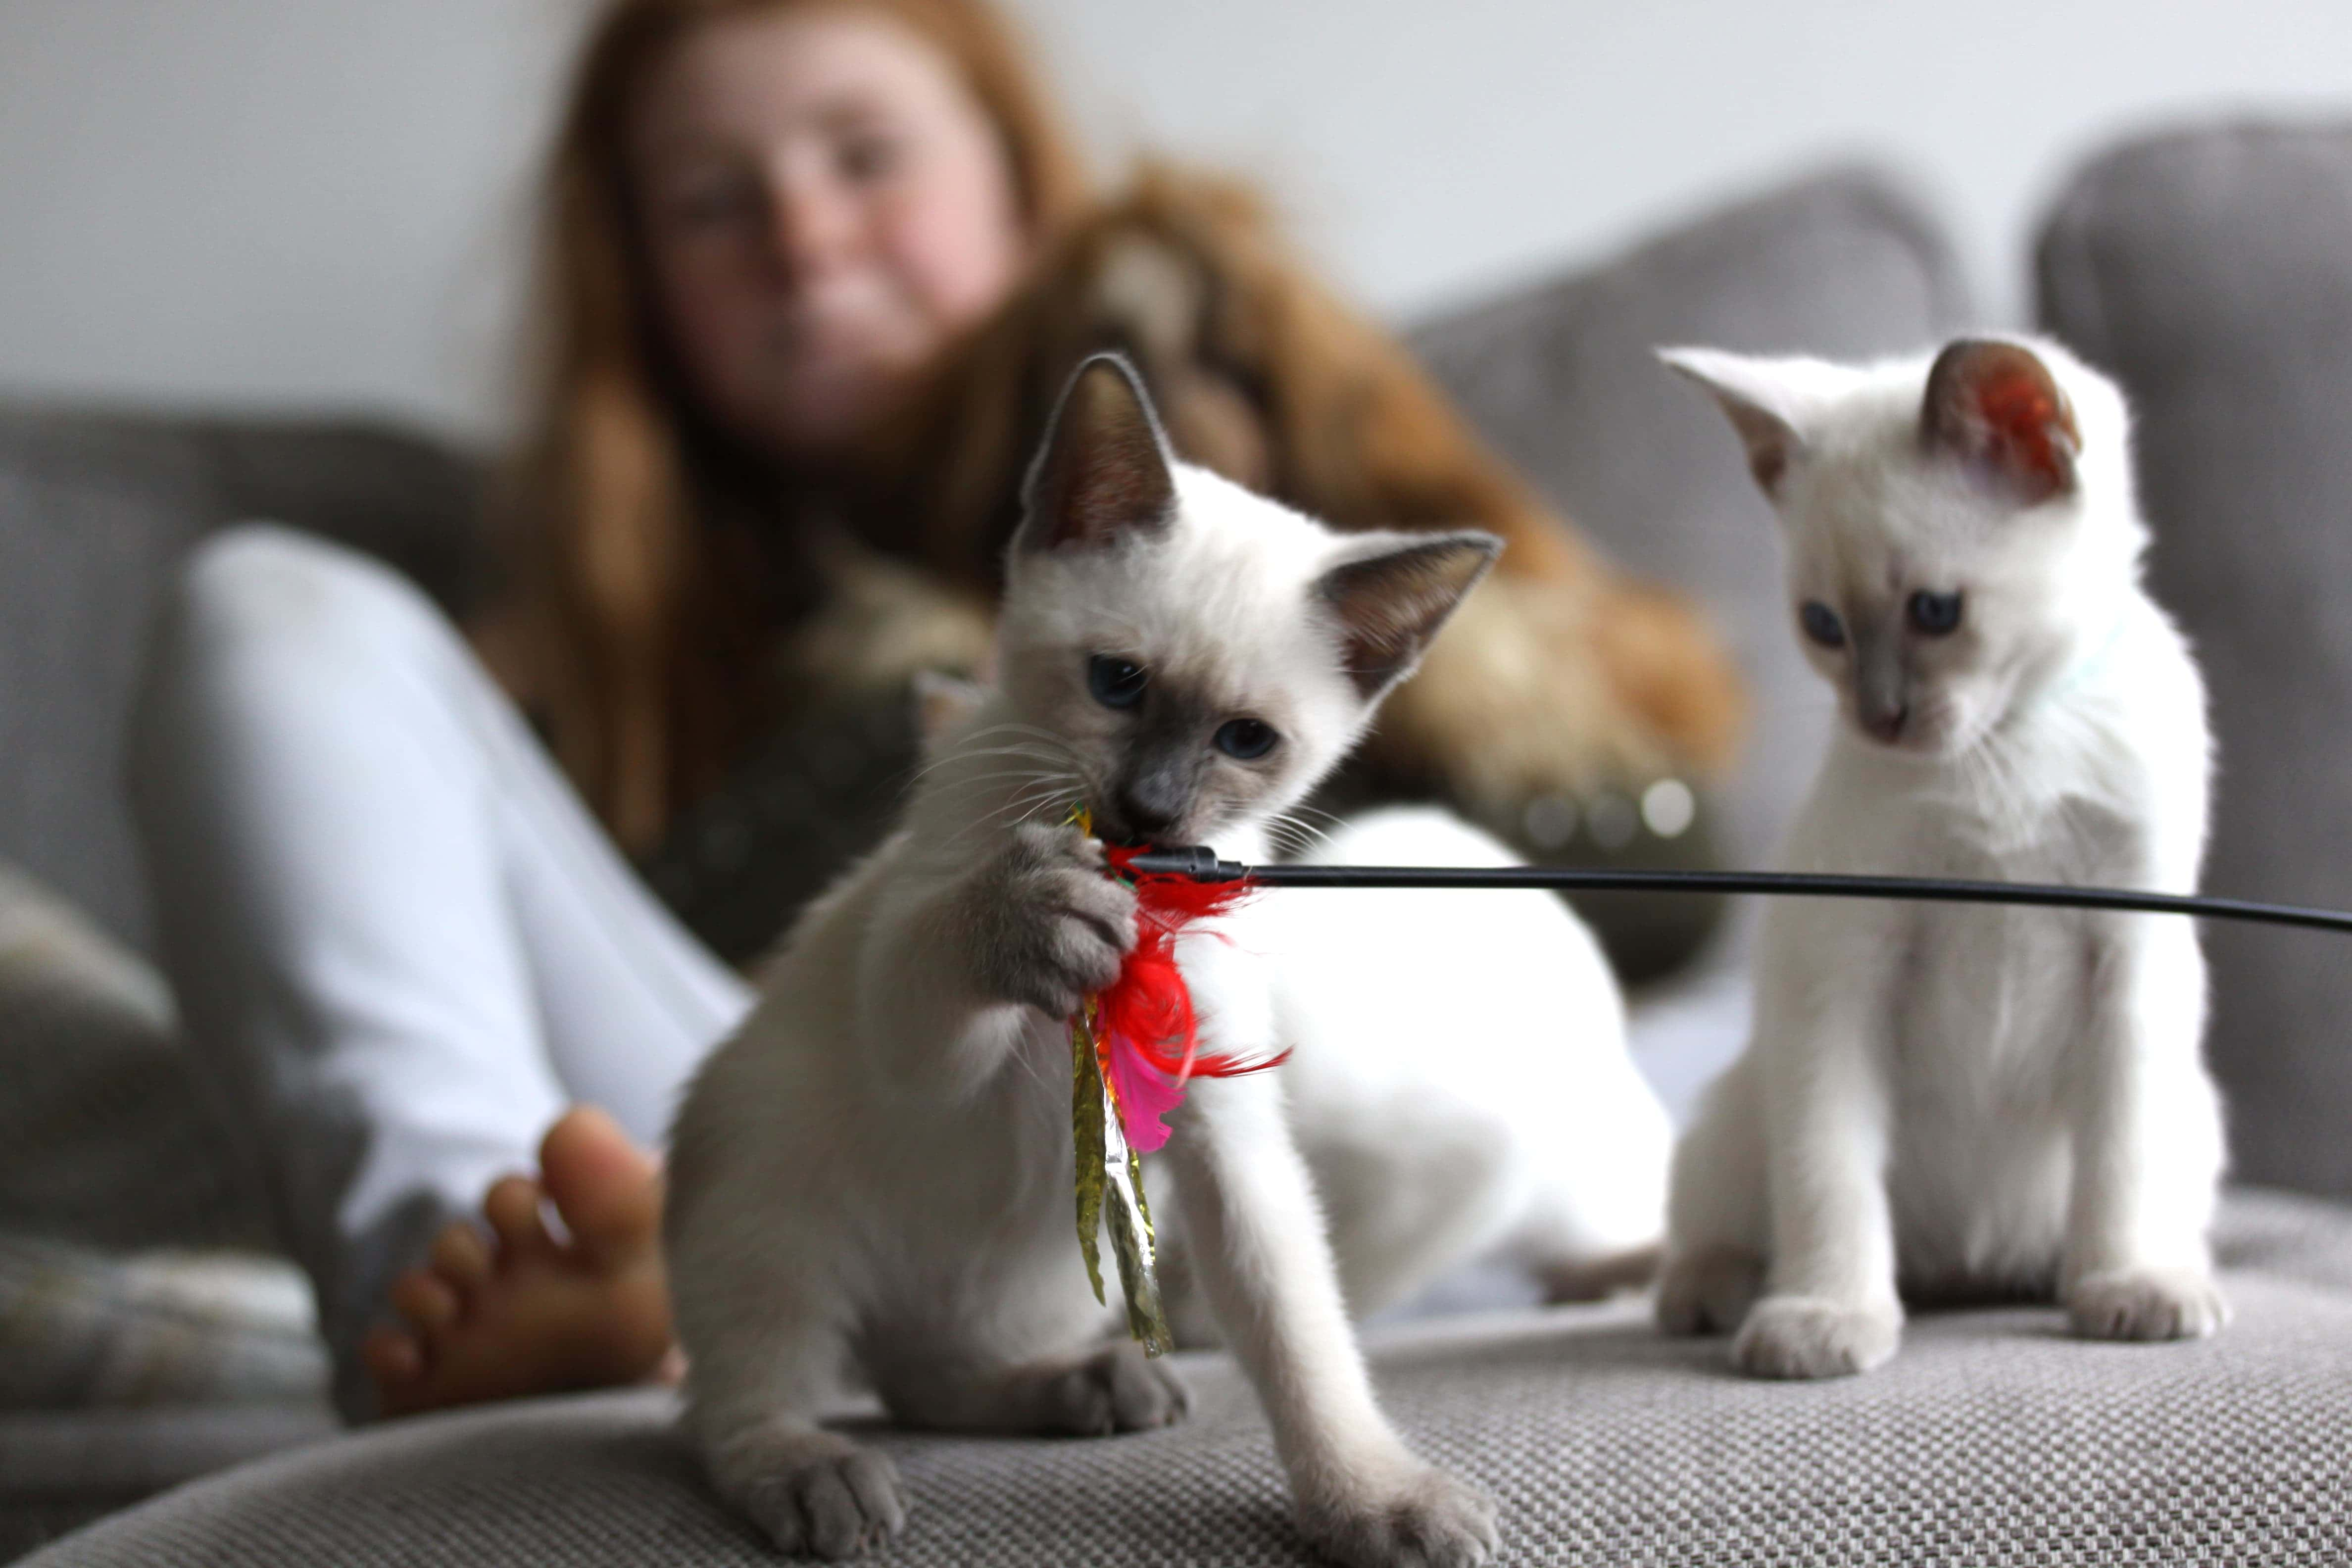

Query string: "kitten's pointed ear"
[1919, 338, 2081, 504]
[1319, 530, 1503, 700]
[1658, 346, 1807, 499]
[1014, 353, 1178, 555]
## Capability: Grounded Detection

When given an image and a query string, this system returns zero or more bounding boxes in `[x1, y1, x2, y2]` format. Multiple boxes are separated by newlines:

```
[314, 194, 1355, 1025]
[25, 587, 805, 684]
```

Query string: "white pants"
[129, 526, 754, 1418]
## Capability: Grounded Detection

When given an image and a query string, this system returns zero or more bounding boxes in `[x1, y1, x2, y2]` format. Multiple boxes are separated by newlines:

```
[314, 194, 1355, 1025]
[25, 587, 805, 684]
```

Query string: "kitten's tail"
[1539, 1243, 1664, 1305]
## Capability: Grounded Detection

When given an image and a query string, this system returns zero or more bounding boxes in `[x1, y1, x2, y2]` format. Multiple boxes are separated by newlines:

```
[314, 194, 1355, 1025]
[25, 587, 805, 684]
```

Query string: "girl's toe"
[483, 1175, 554, 1255]
[391, 1268, 461, 1332]
[362, 1325, 425, 1385]
[430, 1220, 494, 1288]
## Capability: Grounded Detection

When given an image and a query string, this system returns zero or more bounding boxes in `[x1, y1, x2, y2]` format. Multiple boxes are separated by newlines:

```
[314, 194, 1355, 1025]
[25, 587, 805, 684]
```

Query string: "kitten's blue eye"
[1087, 655, 1147, 709]
[1800, 601, 1847, 649]
[1215, 718, 1278, 760]
[1908, 590, 1964, 637]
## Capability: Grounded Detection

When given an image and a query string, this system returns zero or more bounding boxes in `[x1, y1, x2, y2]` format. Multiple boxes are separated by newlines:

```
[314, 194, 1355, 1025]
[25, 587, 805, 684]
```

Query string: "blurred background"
[10, 3, 2352, 1560]
[5, 0, 2352, 438]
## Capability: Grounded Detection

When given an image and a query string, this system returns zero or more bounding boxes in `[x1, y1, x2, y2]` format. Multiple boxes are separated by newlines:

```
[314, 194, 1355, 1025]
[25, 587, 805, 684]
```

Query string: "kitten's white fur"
[665, 359, 1664, 1562]
[1227, 807, 1667, 1327]
[1654, 335, 2228, 1379]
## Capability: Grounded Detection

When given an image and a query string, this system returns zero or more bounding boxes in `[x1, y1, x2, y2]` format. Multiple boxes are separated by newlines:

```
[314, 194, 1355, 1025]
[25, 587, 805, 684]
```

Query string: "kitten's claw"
[1300, 1460, 1499, 1568]
[1655, 1244, 1764, 1337]
[2068, 1267, 2230, 1342]
[1038, 1342, 1190, 1435]
[973, 822, 1139, 1018]
[1731, 1295, 1900, 1379]
[724, 1435, 905, 1560]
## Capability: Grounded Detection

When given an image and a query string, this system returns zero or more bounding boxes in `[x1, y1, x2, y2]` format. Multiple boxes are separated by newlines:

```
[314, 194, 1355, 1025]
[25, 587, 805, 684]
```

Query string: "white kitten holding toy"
[665, 354, 1667, 1564]
[1656, 336, 2228, 1379]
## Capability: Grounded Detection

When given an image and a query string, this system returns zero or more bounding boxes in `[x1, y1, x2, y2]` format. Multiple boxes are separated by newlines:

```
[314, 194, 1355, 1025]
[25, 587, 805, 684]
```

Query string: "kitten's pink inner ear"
[1660, 353, 1800, 498]
[1320, 532, 1502, 699]
[1720, 402, 1794, 495]
[1920, 340, 2082, 504]
[1021, 356, 1178, 553]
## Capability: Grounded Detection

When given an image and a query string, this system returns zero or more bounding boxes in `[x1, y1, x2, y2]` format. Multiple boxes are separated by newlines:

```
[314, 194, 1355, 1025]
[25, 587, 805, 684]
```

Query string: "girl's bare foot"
[361, 1106, 680, 1418]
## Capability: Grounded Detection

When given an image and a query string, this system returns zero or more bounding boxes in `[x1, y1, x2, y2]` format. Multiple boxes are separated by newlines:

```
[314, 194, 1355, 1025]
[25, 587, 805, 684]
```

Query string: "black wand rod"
[1122, 848, 2352, 937]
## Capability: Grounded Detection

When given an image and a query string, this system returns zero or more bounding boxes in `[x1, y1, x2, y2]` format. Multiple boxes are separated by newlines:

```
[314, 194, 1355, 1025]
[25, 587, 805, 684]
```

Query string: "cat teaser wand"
[1063, 811, 1281, 1355]
[1071, 841, 2352, 1354]
[1121, 852, 2352, 936]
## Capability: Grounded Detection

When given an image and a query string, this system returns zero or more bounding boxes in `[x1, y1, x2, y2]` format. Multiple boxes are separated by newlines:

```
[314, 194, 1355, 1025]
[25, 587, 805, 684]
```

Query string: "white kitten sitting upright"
[1653, 336, 2228, 1379]
[665, 354, 1661, 1565]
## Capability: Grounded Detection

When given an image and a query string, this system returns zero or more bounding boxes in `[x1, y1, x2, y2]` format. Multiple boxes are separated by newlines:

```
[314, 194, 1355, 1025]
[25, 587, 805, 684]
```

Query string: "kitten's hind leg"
[1654, 1243, 1765, 1335]
[672, 1233, 901, 1558]
[1537, 1243, 1662, 1304]
[1498, 1180, 1666, 1305]
[1017, 1342, 1190, 1435]
[880, 1340, 1190, 1437]
[1500, 1129, 1671, 1307]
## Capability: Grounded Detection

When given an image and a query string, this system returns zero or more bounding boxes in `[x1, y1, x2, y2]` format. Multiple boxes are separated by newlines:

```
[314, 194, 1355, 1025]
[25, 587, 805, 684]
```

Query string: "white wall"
[3, 0, 2349, 439]
[0, 0, 575, 437]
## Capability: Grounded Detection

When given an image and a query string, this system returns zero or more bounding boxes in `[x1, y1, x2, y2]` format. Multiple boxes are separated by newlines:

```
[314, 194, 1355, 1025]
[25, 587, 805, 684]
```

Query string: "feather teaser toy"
[1065, 812, 1280, 1355]
[1069, 831, 2352, 1355]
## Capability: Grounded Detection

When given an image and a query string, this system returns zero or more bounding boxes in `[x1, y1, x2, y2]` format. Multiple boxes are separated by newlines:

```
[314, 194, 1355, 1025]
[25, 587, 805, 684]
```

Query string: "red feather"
[1092, 846, 1287, 1150]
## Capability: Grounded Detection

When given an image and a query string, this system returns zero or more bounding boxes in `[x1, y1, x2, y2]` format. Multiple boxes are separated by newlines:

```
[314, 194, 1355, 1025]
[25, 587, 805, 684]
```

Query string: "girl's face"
[631, 7, 1027, 461]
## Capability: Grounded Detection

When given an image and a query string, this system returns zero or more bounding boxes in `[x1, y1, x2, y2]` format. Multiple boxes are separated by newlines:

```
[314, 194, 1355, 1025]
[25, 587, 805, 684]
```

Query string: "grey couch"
[6, 127, 2351, 1563]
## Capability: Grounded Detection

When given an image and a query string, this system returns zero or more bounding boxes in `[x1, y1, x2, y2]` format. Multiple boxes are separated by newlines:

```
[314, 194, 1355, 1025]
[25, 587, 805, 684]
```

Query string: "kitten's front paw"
[971, 823, 1138, 1018]
[1299, 1460, 1499, 1568]
[1731, 1295, 1901, 1379]
[722, 1433, 906, 1560]
[1655, 1244, 1764, 1337]
[1036, 1342, 1191, 1435]
[2068, 1267, 2230, 1342]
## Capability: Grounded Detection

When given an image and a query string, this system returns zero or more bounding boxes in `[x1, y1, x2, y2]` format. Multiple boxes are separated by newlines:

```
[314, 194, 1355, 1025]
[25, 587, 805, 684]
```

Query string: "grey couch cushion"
[2036, 122, 2352, 1197]
[24, 1189, 2351, 1567]
[0, 411, 481, 956]
[0, 860, 271, 1255]
[0, 864, 331, 1555]
[0, 1406, 336, 1565]
[0, 1237, 328, 1413]
[1411, 166, 1973, 910]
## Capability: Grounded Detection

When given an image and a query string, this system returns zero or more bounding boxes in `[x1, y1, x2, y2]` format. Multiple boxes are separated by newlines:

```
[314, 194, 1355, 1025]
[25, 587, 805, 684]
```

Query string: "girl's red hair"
[483, 0, 1087, 850]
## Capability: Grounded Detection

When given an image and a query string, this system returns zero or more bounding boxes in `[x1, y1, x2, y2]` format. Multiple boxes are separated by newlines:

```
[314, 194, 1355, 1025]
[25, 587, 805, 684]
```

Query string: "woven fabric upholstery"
[26, 1190, 2351, 1567]
[0, 1406, 336, 1563]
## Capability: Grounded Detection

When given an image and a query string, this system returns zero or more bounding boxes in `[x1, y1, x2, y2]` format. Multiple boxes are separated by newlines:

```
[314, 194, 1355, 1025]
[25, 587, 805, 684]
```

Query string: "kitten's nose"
[1109, 790, 1180, 844]
[1861, 703, 1910, 743]
[1854, 651, 1911, 744]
